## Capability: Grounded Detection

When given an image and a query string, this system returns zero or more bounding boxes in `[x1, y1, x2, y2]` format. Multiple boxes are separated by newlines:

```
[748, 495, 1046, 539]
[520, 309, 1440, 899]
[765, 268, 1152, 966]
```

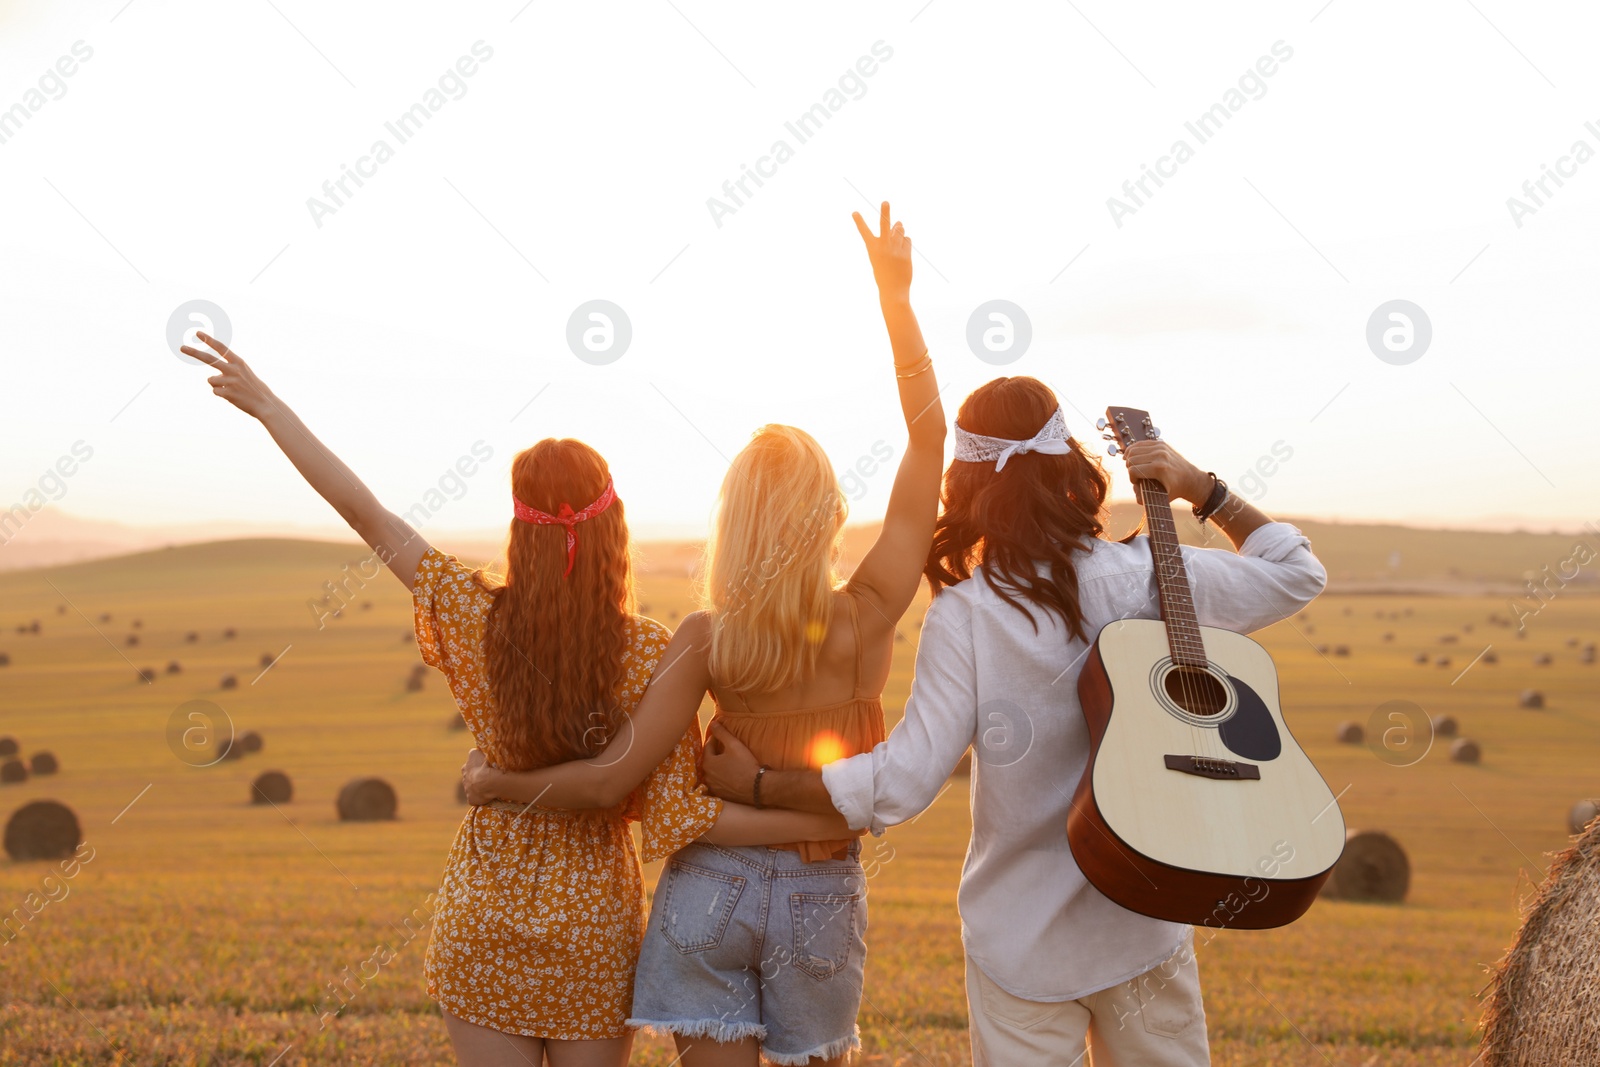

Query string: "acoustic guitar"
[1066, 406, 1345, 929]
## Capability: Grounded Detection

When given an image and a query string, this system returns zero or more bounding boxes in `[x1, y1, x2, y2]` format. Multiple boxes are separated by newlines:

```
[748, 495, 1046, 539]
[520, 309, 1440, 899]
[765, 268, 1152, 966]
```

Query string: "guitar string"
[1142, 475, 1208, 758]
[1147, 474, 1214, 759]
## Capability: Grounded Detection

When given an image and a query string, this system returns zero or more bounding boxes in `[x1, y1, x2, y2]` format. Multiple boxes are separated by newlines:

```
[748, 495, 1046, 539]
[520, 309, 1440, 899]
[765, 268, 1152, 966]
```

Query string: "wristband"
[1192, 474, 1229, 525]
[753, 765, 771, 809]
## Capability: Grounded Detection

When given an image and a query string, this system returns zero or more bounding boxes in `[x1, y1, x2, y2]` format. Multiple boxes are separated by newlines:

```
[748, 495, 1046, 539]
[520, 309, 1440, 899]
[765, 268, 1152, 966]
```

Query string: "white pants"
[965, 932, 1210, 1066]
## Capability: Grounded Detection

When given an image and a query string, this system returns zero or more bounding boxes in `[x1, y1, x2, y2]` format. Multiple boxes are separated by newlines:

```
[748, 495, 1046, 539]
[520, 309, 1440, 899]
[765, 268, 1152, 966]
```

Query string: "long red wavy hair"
[475, 439, 634, 771]
[926, 377, 1110, 640]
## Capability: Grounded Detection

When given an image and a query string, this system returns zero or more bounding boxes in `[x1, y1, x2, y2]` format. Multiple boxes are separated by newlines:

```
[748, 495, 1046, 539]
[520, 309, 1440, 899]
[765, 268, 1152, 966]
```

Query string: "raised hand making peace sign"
[852, 200, 913, 300]
[181, 332, 277, 421]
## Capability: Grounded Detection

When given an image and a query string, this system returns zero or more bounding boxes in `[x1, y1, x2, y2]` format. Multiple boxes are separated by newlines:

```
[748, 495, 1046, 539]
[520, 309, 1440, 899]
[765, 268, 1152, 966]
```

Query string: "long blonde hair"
[703, 425, 847, 694]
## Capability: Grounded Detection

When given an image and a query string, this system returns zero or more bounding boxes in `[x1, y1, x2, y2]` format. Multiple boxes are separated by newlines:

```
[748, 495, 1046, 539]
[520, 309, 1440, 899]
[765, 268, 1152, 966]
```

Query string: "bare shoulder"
[672, 609, 713, 641]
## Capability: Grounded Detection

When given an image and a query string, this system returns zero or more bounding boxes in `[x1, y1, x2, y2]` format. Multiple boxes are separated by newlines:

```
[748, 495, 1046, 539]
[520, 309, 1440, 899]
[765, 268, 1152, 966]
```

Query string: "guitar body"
[1069, 619, 1345, 929]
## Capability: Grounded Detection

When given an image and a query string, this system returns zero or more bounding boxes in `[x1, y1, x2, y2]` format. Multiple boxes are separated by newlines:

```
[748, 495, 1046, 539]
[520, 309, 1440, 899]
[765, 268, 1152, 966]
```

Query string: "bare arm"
[1122, 439, 1273, 549]
[461, 614, 716, 809]
[843, 203, 947, 632]
[702, 721, 838, 815]
[699, 802, 851, 844]
[183, 333, 430, 589]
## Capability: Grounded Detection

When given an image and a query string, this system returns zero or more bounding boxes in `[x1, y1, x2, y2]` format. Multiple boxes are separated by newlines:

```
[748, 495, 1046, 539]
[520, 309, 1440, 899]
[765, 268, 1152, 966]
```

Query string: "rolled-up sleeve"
[821, 593, 978, 834]
[1185, 522, 1327, 634]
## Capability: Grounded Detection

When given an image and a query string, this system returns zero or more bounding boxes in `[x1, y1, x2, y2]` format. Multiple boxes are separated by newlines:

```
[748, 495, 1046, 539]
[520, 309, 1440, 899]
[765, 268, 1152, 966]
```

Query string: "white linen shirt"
[821, 522, 1328, 1002]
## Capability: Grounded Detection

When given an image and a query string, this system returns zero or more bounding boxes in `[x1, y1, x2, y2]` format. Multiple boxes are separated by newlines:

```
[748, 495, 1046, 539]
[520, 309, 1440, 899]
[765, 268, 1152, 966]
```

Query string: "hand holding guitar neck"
[1121, 440, 1212, 504]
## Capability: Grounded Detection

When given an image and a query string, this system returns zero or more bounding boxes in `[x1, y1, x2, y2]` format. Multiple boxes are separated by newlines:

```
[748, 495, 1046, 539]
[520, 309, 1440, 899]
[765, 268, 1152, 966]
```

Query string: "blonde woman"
[461, 202, 944, 1065]
[183, 335, 849, 1067]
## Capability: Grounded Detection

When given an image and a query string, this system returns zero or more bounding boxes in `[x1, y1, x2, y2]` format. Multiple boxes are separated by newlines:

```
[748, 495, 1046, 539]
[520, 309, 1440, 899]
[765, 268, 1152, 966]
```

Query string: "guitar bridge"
[1164, 754, 1261, 781]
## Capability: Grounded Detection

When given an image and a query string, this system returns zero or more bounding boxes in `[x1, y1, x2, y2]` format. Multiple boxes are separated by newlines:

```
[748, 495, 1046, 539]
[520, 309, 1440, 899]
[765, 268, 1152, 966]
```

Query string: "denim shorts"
[628, 840, 867, 1066]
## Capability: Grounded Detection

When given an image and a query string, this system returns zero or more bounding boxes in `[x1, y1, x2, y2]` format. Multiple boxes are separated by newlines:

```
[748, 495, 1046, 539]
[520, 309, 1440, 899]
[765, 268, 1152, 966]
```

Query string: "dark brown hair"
[476, 439, 634, 771]
[925, 377, 1110, 639]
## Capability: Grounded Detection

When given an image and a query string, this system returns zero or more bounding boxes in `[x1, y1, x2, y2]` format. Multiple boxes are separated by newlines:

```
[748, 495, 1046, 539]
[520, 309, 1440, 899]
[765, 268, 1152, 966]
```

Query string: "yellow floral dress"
[412, 548, 723, 1039]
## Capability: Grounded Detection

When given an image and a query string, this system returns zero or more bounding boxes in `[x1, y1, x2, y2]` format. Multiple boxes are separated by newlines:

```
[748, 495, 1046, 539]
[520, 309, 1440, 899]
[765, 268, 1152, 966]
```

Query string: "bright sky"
[2, 0, 1597, 541]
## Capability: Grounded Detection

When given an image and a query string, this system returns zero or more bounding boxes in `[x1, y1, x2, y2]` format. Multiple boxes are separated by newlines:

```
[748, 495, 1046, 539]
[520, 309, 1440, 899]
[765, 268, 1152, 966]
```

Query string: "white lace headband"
[953, 407, 1071, 472]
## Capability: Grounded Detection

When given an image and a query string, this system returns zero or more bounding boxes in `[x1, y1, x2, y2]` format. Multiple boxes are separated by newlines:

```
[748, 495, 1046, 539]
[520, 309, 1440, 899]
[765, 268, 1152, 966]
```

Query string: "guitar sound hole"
[1163, 666, 1229, 717]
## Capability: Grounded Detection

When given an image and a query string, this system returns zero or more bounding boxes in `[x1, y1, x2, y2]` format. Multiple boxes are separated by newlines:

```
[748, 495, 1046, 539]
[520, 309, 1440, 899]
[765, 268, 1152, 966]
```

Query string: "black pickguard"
[1216, 674, 1281, 761]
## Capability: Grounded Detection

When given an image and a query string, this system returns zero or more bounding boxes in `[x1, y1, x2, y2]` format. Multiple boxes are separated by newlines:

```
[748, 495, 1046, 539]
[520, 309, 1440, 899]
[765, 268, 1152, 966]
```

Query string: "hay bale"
[1315, 643, 1330, 655]
[1518, 690, 1545, 710]
[1481, 819, 1600, 1063]
[1336, 721, 1364, 744]
[1440, 634, 1459, 644]
[1484, 650, 1500, 664]
[28, 752, 58, 776]
[219, 740, 244, 761]
[98, 612, 111, 623]
[1436, 656, 1452, 668]
[251, 771, 292, 805]
[1333, 645, 1351, 657]
[185, 631, 199, 643]
[3, 800, 81, 861]
[1534, 653, 1553, 666]
[361, 601, 373, 611]
[1, 760, 28, 784]
[238, 731, 263, 754]
[166, 660, 182, 674]
[402, 632, 415, 643]
[404, 674, 424, 692]
[219, 674, 238, 690]
[447, 713, 468, 732]
[0, 652, 10, 667]
[0, 737, 16, 758]
[1381, 632, 1395, 643]
[222, 628, 237, 639]
[137, 667, 156, 683]
[337, 777, 397, 821]
[1413, 652, 1429, 665]
[1431, 714, 1459, 738]
[1321, 828, 1409, 902]
[1451, 738, 1482, 764]
[259, 653, 275, 668]
[125, 634, 139, 647]
[1583, 645, 1597, 665]
[1568, 800, 1598, 836]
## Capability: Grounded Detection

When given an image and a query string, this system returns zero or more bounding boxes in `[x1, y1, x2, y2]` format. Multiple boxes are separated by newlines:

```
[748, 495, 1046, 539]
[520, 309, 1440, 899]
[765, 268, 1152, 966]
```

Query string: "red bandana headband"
[513, 478, 617, 577]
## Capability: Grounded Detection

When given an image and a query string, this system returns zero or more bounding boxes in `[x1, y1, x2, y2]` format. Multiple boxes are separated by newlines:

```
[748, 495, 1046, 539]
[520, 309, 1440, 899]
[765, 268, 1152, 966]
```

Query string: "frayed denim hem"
[626, 1017, 768, 1045]
[761, 1025, 861, 1066]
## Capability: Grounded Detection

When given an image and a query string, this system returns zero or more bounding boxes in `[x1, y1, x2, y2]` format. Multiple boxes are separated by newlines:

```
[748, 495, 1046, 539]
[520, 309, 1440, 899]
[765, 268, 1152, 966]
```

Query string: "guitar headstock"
[1097, 406, 1161, 457]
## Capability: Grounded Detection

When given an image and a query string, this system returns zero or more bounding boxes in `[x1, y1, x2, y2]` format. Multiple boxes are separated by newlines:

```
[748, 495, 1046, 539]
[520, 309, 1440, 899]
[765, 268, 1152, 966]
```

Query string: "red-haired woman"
[185, 334, 848, 1067]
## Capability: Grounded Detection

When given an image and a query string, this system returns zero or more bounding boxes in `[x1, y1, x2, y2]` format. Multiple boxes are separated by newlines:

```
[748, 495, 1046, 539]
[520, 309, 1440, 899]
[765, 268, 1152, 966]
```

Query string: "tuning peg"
[1151, 426, 1161, 438]
[1096, 417, 1108, 431]
[1101, 433, 1115, 441]
[1107, 443, 1120, 457]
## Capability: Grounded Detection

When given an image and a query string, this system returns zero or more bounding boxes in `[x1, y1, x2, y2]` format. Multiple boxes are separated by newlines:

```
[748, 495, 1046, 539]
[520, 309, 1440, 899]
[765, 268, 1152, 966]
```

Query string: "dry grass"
[0, 537, 1596, 1064]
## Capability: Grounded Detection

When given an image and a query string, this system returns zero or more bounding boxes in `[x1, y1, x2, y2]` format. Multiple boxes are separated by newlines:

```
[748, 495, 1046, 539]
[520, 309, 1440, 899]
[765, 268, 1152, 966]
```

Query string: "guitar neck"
[1136, 479, 1208, 667]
